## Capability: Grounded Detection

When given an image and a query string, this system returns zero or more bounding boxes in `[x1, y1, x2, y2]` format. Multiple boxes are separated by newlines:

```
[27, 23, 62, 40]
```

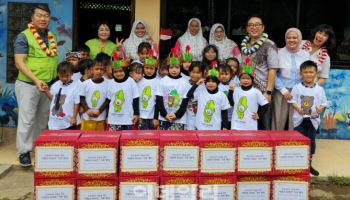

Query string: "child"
[80, 59, 109, 130]
[45, 61, 80, 130]
[75, 45, 90, 60]
[218, 64, 234, 128]
[66, 51, 81, 81]
[201, 45, 219, 73]
[226, 57, 240, 86]
[156, 49, 189, 130]
[289, 60, 327, 176]
[187, 74, 231, 130]
[129, 60, 144, 83]
[181, 45, 192, 80]
[106, 59, 140, 131]
[158, 59, 169, 78]
[228, 58, 269, 130]
[138, 42, 152, 63]
[137, 53, 159, 130]
[95, 52, 112, 80]
[185, 61, 204, 130]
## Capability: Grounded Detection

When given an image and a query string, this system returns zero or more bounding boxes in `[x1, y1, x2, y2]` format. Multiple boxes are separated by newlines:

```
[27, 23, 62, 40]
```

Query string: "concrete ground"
[0, 128, 350, 199]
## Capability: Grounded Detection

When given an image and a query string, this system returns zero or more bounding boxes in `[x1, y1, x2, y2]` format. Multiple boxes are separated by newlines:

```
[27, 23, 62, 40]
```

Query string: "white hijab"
[178, 18, 207, 61]
[209, 23, 238, 61]
[124, 19, 150, 59]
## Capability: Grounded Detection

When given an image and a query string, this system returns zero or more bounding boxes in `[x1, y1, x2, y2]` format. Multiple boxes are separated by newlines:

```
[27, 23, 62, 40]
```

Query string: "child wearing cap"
[66, 51, 81, 81]
[228, 57, 269, 130]
[137, 50, 159, 129]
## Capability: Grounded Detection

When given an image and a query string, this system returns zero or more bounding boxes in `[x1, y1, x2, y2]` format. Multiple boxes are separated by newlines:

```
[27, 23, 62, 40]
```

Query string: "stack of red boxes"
[76, 131, 120, 199]
[34, 131, 80, 200]
[119, 130, 159, 199]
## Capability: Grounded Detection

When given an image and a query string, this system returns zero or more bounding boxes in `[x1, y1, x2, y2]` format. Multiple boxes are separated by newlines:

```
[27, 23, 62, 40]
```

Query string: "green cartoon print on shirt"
[237, 96, 247, 120]
[141, 86, 152, 109]
[91, 90, 100, 108]
[168, 89, 180, 109]
[114, 90, 125, 112]
[204, 100, 215, 123]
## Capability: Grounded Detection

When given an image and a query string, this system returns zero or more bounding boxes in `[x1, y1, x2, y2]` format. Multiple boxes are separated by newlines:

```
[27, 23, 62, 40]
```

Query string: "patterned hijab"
[209, 23, 237, 61]
[178, 18, 207, 61]
[123, 19, 150, 59]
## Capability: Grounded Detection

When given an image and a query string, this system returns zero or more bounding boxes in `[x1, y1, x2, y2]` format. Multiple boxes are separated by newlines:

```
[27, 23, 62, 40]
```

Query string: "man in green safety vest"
[14, 5, 58, 167]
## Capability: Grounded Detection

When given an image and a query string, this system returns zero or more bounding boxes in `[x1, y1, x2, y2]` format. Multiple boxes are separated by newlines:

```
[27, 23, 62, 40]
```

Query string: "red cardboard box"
[199, 176, 236, 200]
[272, 175, 310, 200]
[34, 132, 80, 178]
[41, 130, 81, 135]
[159, 131, 199, 177]
[77, 133, 120, 179]
[160, 177, 198, 200]
[34, 178, 75, 200]
[197, 131, 236, 176]
[237, 176, 271, 200]
[119, 176, 159, 200]
[232, 131, 273, 175]
[270, 131, 310, 175]
[120, 130, 159, 176]
[77, 179, 117, 200]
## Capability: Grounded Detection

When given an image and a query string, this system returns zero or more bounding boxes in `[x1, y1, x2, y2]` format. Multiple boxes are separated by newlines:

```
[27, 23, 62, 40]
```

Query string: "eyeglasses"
[247, 23, 263, 28]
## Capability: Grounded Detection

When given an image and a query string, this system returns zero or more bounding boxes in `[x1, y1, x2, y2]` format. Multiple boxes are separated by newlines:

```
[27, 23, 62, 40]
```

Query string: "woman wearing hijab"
[175, 18, 207, 61]
[209, 23, 241, 62]
[301, 24, 336, 85]
[272, 28, 310, 130]
[85, 21, 116, 59]
[123, 19, 157, 60]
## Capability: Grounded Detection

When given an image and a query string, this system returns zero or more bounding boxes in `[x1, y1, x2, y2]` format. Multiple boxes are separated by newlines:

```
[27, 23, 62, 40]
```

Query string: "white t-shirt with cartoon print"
[156, 76, 189, 124]
[138, 77, 159, 119]
[219, 83, 234, 121]
[288, 82, 327, 129]
[107, 77, 140, 125]
[194, 89, 231, 130]
[185, 82, 204, 130]
[231, 87, 268, 130]
[82, 79, 108, 121]
[48, 80, 80, 130]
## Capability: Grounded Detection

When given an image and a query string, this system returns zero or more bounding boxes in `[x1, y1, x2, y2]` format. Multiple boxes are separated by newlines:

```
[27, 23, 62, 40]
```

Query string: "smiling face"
[239, 74, 253, 87]
[189, 20, 200, 36]
[31, 8, 50, 32]
[135, 23, 146, 38]
[300, 66, 317, 84]
[190, 66, 203, 83]
[113, 67, 125, 80]
[312, 31, 329, 48]
[286, 31, 300, 51]
[98, 24, 110, 41]
[204, 48, 217, 62]
[246, 17, 265, 39]
[205, 79, 218, 91]
[169, 65, 181, 77]
[214, 26, 225, 41]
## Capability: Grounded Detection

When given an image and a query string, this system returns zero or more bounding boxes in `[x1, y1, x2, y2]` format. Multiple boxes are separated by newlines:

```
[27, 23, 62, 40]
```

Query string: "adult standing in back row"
[14, 5, 58, 167]
[240, 15, 279, 130]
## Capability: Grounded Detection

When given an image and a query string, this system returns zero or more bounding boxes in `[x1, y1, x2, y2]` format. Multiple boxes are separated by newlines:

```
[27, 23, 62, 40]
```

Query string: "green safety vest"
[17, 28, 58, 83]
[85, 38, 116, 60]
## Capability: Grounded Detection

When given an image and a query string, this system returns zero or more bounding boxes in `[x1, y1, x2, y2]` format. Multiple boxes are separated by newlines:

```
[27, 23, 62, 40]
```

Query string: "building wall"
[135, 0, 160, 42]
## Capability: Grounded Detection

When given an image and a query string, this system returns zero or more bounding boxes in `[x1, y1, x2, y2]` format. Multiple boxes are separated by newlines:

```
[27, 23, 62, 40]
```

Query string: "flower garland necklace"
[302, 40, 327, 64]
[28, 22, 57, 56]
[241, 33, 268, 55]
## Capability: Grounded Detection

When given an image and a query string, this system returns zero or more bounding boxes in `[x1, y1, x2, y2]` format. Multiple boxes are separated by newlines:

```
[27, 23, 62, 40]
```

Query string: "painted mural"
[0, 0, 72, 127]
[318, 69, 350, 139]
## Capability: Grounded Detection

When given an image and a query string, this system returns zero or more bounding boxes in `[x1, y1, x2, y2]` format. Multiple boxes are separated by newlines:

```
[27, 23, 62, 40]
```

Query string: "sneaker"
[19, 152, 32, 167]
[310, 165, 319, 176]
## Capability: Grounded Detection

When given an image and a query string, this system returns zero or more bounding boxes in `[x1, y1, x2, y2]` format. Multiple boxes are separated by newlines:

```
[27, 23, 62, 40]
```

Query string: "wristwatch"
[266, 89, 273, 95]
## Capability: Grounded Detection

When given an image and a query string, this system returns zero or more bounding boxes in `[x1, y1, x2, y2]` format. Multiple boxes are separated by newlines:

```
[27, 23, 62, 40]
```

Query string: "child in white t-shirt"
[45, 61, 80, 130]
[228, 63, 269, 130]
[218, 64, 235, 128]
[138, 54, 159, 130]
[80, 59, 109, 130]
[66, 51, 82, 81]
[106, 58, 140, 131]
[156, 50, 190, 130]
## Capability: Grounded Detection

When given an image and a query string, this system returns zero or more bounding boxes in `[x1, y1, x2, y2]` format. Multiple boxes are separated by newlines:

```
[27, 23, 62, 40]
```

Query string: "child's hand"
[229, 82, 235, 91]
[132, 115, 139, 124]
[196, 79, 204, 86]
[87, 109, 95, 117]
[70, 118, 77, 126]
[252, 112, 259, 120]
[115, 37, 124, 51]
[93, 110, 100, 117]
[316, 105, 325, 114]
[153, 119, 160, 129]
[296, 107, 304, 115]
[282, 91, 292, 101]
[165, 113, 176, 122]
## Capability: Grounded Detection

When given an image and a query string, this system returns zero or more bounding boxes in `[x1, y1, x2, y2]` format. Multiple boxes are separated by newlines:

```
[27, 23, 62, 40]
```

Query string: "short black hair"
[300, 60, 318, 72]
[205, 75, 220, 85]
[57, 61, 73, 74]
[138, 42, 152, 54]
[219, 64, 233, 75]
[95, 52, 111, 67]
[246, 14, 264, 26]
[226, 57, 240, 66]
[130, 62, 143, 74]
[189, 61, 203, 73]
[74, 45, 90, 53]
[31, 5, 51, 16]
[311, 24, 336, 50]
[78, 59, 93, 75]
